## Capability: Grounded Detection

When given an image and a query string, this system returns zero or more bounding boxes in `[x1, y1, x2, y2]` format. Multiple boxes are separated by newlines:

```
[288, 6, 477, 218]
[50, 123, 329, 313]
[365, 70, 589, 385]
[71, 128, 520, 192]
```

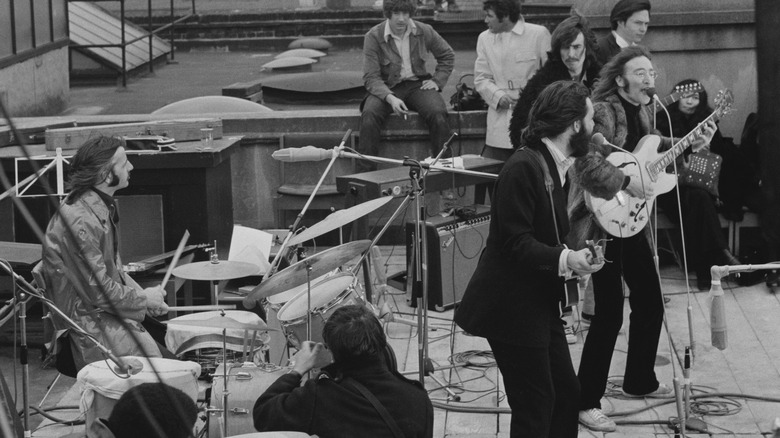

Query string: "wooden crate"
[45, 119, 223, 150]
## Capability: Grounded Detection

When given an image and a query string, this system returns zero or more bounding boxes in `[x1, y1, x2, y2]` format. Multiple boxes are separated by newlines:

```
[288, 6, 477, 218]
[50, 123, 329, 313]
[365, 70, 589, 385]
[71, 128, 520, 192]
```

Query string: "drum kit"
[156, 195, 393, 438]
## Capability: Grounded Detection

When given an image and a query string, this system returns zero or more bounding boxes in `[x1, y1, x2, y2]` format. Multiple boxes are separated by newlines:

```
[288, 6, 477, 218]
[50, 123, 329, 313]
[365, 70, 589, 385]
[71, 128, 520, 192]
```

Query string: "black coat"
[253, 355, 433, 438]
[596, 32, 621, 65]
[509, 59, 602, 148]
[455, 145, 569, 347]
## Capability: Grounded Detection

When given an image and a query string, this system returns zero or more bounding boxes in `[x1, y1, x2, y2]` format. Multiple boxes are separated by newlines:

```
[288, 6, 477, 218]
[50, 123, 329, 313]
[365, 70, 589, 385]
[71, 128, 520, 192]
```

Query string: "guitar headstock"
[714, 89, 734, 116]
[673, 82, 704, 100]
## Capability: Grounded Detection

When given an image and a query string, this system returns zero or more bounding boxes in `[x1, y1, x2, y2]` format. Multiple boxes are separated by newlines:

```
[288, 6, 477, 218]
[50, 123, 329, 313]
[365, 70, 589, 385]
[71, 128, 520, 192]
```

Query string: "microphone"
[113, 357, 144, 376]
[590, 133, 613, 149]
[272, 146, 333, 162]
[645, 87, 657, 100]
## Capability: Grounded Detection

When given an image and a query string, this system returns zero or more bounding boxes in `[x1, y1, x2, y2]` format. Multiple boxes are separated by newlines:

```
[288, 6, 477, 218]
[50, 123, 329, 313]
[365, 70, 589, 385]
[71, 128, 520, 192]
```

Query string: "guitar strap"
[524, 147, 562, 246]
[343, 377, 404, 438]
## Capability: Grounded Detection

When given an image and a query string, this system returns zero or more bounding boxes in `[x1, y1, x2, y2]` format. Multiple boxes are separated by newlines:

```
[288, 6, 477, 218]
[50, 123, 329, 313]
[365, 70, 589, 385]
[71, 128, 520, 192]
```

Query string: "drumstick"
[166, 305, 236, 311]
[161, 230, 190, 294]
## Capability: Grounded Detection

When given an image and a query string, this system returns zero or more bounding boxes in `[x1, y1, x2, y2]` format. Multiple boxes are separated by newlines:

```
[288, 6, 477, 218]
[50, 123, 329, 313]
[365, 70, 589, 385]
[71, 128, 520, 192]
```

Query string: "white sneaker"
[578, 408, 616, 432]
[564, 323, 576, 344]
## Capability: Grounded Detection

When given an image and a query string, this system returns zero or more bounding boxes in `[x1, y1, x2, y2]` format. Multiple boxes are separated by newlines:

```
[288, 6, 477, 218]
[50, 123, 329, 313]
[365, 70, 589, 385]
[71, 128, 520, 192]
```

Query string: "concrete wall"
[0, 46, 69, 117]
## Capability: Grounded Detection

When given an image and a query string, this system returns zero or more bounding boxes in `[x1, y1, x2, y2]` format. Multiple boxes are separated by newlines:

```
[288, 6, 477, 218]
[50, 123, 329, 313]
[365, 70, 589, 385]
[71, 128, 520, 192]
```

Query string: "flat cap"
[610, 0, 651, 24]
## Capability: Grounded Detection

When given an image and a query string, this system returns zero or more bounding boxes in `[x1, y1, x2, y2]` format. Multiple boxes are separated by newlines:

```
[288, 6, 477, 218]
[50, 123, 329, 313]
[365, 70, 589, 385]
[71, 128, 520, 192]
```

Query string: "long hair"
[519, 80, 590, 149]
[65, 136, 124, 204]
[322, 305, 386, 365]
[591, 45, 651, 102]
[670, 78, 711, 120]
[482, 0, 520, 23]
[383, 0, 416, 18]
[549, 13, 599, 72]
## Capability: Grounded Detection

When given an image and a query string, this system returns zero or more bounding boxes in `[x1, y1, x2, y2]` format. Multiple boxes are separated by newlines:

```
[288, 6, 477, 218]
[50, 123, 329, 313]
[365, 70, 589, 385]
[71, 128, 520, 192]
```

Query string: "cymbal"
[165, 315, 276, 331]
[172, 260, 261, 281]
[288, 197, 394, 246]
[247, 240, 370, 301]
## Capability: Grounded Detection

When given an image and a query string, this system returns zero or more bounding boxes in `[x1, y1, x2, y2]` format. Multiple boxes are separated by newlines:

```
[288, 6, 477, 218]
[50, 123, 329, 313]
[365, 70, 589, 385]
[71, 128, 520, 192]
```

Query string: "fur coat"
[566, 93, 672, 250]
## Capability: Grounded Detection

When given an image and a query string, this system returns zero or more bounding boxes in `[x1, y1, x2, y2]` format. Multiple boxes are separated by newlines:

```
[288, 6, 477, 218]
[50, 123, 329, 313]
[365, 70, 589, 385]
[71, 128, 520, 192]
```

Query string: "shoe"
[623, 383, 674, 399]
[580, 313, 593, 329]
[578, 408, 616, 432]
[564, 323, 576, 344]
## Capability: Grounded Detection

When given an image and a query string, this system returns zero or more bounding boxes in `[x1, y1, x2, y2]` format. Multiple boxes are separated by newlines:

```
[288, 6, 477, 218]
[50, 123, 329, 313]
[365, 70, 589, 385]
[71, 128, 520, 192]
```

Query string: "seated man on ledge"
[253, 305, 433, 437]
[358, 0, 455, 172]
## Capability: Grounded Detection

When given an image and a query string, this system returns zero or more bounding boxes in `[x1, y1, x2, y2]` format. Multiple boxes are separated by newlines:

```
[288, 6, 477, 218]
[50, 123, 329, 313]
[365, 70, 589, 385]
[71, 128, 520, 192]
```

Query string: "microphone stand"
[244, 129, 353, 310]
[345, 133, 495, 401]
[0, 262, 139, 376]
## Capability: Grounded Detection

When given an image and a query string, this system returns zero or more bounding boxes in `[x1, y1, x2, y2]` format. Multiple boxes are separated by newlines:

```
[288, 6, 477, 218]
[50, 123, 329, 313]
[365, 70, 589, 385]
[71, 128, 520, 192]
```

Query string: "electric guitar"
[652, 82, 704, 113]
[584, 89, 734, 238]
[563, 240, 605, 307]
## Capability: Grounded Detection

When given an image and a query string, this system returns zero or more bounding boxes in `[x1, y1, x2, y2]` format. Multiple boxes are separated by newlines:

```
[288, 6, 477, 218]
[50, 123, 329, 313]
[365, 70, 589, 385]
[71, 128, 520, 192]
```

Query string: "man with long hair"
[455, 81, 604, 437]
[358, 0, 454, 172]
[37, 136, 168, 372]
[507, 12, 603, 344]
[568, 47, 716, 432]
[254, 305, 433, 437]
[473, 0, 550, 202]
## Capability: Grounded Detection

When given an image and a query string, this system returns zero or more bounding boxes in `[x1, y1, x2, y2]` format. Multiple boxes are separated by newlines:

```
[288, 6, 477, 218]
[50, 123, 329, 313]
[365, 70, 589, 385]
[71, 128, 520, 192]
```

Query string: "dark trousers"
[474, 144, 514, 205]
[488, 328, 580, 437]
[358, 80, 450, 171]
[578, 233, 665, 409]
[656, 186, 728, 273]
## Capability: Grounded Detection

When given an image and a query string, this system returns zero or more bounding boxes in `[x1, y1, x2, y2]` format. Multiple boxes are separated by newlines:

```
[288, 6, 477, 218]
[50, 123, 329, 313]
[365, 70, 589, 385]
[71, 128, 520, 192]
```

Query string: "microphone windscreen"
[591, 133, 606, 146]
[645, 87, 657, 99]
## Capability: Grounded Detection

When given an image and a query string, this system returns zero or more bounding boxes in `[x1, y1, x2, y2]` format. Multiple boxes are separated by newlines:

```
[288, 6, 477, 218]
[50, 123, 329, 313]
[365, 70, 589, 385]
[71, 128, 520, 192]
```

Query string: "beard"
[569, 124, 591, 158]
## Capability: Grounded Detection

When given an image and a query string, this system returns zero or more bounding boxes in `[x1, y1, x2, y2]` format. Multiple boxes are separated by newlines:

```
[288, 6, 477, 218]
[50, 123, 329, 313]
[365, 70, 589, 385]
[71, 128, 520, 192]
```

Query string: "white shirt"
[612, 30, 633, 49]
[384, 20, 417, 81]
[541, 137, 575, 277]
[474, 18, 551, 149]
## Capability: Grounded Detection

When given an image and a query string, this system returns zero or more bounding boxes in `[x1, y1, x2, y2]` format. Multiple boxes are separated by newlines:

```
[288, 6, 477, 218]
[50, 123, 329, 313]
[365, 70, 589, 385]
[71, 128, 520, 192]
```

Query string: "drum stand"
[345, 134, 497, 400]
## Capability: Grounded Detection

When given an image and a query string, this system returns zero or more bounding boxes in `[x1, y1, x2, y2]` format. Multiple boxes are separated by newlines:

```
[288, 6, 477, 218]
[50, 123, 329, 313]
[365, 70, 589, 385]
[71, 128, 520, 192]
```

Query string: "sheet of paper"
[229, 225, 272, 274]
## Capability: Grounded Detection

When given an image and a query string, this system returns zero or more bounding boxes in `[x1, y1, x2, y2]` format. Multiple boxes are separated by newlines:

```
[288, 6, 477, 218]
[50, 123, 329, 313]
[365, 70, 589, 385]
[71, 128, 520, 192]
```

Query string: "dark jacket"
[509, 59, 602, 148]
[596, 32, 621, 65]
[454, 146, 569, 347]
[253, 355, 433, 438]
[362, 20, 454, 101]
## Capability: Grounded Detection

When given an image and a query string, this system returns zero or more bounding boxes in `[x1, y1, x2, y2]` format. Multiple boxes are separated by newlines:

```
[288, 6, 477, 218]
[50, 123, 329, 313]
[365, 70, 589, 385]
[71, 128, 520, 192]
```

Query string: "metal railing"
[68, 0, 196, 87]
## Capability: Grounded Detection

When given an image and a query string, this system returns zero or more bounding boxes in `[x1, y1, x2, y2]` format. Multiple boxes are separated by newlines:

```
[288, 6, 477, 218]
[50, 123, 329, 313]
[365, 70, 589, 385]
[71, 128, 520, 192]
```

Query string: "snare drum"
[264, 273, 331, 364]
[77, 357, 200, 438]
[208, 363, 287, 437]
[276, 274, 364, 348]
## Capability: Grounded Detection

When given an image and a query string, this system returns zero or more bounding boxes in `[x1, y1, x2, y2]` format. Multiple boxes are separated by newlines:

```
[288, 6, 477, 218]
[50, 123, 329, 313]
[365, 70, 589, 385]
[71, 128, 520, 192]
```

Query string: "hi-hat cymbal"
[288, 197, 393, 246]
[165, 315, 276, 331]
[247, 240, 370, 301]
[172, 260, 261, 281]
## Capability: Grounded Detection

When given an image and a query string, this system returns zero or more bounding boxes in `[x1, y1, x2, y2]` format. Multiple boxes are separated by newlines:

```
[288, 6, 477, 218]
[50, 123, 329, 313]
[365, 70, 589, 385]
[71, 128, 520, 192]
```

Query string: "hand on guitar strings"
[691, 119, 718, 153]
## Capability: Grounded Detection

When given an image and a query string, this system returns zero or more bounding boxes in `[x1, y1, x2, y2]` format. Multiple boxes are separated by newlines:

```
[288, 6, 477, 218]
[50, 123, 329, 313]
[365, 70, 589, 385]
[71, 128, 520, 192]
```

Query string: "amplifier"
[405, 205, 490, 311]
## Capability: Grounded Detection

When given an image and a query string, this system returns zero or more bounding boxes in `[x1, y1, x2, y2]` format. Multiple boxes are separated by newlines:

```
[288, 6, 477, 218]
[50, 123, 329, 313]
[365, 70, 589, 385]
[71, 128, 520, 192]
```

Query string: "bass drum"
[208, 363, 287, 437]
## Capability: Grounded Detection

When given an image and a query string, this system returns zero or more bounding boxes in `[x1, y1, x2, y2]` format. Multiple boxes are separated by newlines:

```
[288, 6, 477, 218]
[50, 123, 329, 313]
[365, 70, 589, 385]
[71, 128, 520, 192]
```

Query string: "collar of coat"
[595, 93, 655, 149]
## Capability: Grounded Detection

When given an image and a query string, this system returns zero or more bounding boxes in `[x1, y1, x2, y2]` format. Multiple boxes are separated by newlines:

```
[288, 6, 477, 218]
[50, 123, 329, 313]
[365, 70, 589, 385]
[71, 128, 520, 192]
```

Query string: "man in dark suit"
[455, 81, 604, 438]
[596, 0, 650, 65]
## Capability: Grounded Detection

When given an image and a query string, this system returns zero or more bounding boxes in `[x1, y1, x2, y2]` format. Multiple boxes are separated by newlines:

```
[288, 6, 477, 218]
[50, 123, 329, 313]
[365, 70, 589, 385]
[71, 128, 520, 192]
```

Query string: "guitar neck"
[654, 93, 680, 111]
[650, 110, 723, 174]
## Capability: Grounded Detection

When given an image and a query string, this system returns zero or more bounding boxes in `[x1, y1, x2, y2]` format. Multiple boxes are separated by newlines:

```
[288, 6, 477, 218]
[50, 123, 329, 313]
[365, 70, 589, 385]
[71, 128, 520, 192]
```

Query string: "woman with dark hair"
[655, 79, 741, 289]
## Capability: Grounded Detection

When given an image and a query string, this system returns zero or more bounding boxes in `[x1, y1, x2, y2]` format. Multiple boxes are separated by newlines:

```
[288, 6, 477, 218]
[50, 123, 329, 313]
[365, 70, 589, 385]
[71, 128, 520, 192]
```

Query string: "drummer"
[253, 305, 433, 437]
[35, 137, 173, 373]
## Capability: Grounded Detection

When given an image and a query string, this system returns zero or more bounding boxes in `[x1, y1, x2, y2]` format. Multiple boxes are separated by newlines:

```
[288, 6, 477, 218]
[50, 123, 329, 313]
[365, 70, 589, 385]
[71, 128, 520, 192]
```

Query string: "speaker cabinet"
[405, 205, 490, 311]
